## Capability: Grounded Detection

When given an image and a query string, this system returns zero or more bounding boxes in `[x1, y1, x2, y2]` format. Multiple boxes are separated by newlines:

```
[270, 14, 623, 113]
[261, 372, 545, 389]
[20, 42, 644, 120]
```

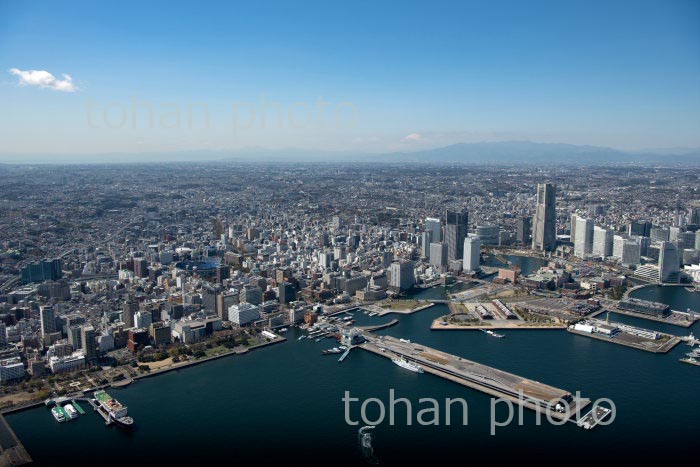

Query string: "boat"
[94, 390, 134, 430]
[51, 407, 66, 423]
[297, 335, 306, 340]
[279, 328, 288, 333]
[679, 357, 700, 366]
[322, 347, 343, 355]
[481, 329, 505, 338]
[392, 357, 424, 373]
[369, 312, 378, 317]
[64, 403, 79, 419]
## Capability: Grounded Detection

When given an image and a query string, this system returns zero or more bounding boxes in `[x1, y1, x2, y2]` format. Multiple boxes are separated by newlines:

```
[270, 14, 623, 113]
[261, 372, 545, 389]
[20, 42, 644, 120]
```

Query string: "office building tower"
[532, 183, 556, 251]
[658, 241, 679, 283]
[241, 285, 263, 306]
[122, 298, 138, 329]
[81, 325, 97, 364]
[628, 220, 652, 237]
[68, 325, 82, 350]
[429, 243, 448, 269]
[278, 282, 296, 306]
[389, 261, 415, 291]
[650, 226, 670, 243]
[516, 217, 532, 245]
[592, 226, 613, 258]
[573, 216, 594, 258]
[476, 225, 500, 246]
[20, 258, 62, 284]
[228, 303, 260, 326]
[620, 240, 641, 267]
[444, 210, 468, 261]
[40, 305, 56, 337]
[135, 311, 153, 329]
[463, 237, 481, 273]
[425, 217, 442, 243]
[421, 231, 433, 258]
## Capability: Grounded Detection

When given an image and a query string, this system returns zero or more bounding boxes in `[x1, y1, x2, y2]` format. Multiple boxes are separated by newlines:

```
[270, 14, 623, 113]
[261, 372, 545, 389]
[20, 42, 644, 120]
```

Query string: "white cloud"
[402, 132, 422, 142]
[9, 68, 77, 92]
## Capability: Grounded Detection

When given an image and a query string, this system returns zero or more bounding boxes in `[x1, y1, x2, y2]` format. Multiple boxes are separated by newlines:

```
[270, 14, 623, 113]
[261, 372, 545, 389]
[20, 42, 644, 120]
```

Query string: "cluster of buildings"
[0, 162, 698, 385]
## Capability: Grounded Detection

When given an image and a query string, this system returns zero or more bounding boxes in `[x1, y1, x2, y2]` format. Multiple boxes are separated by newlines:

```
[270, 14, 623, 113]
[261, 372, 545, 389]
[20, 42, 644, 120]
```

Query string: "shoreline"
[0, 335, 287, 416]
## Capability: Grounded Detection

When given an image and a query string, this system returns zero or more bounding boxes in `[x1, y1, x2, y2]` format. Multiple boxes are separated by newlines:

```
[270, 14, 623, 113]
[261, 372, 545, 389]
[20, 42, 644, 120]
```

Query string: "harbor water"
[6, 282, 699, 464]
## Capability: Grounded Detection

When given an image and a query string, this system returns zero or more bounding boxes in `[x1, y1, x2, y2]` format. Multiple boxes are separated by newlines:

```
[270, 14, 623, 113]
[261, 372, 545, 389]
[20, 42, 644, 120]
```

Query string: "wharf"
[0, 415, 31, 465]
[359, 335, 590, 422]
[567, 327, 680, 353]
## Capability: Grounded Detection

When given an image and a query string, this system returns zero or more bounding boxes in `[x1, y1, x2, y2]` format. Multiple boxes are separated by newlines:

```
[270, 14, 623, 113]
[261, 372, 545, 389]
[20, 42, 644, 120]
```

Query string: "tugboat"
[481, 329, 505, 338]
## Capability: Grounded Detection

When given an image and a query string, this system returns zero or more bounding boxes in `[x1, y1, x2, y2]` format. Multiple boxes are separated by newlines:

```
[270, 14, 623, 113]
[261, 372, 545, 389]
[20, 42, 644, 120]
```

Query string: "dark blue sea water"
[7, 282, 699, 465]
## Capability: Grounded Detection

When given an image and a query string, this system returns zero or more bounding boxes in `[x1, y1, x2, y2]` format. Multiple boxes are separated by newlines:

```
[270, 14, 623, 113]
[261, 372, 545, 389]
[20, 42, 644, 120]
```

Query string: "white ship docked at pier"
[392, 357, 424, 373]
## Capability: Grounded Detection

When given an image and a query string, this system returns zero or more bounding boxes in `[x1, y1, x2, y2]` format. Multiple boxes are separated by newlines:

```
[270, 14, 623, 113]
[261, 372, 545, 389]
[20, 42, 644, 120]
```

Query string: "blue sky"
[0, 0, 699, 156]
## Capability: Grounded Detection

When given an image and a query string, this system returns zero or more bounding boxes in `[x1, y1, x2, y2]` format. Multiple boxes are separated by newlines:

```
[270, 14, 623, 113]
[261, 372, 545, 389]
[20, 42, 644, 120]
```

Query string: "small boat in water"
[481, 329, 505, 338]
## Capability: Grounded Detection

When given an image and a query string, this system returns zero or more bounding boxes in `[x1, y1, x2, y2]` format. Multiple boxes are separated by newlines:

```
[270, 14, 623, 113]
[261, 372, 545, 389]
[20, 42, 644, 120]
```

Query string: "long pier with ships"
[358, 334, 595, 425]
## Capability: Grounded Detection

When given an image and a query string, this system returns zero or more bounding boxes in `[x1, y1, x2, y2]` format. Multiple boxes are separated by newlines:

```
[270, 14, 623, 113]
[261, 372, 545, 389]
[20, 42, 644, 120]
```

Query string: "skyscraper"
[421, 231, 433, 258]
[122, 298, 139, 329]
[429, 243, 448, 269]
[659, 241, 679, 283]
[532, 183, 556, 251]
[40, 305, 56, 337]
[81, 325, 97, 364]
[573, 215, 594, 258]
[463, 237, 481, 273]
[425, 217, 442, 244]
[444, 210, 468, 261]
[592, 226, 613, 258]
[389, 260, 415, 291]
[515, 217, 532, 245]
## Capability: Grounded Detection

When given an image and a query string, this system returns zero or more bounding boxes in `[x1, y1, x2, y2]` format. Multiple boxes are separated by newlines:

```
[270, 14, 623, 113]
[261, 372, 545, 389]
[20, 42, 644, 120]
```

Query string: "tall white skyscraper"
[425, 217, 442, 244]
[463, 237, 481, 273]
[532, 183, 556, 251]
[573, 215, 594, 258]
[592, 226, 613, 258]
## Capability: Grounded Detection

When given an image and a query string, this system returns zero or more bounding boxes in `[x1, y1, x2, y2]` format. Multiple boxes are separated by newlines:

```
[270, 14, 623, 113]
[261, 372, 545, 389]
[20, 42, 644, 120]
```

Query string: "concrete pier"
[360, 335, 590, 422]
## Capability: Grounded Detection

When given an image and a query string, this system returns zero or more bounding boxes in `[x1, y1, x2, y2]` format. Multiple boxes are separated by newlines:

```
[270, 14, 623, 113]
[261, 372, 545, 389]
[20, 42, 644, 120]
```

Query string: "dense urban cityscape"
[0, 160, 699, 463]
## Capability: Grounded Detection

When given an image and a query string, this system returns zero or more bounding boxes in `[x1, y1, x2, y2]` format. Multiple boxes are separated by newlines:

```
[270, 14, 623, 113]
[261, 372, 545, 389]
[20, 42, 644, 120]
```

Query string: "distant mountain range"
[2, 141, 700, 165]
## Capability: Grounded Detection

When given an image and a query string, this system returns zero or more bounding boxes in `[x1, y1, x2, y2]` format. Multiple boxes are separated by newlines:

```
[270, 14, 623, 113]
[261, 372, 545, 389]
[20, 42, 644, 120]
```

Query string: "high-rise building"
[532, 183, 556, 251]
[444, 210, 468, 261]
[122, 298, 138, 329]
[620, 241, 641, 267]
[228, 302, 260, 326]
[515, 217, 532, 245]
[476, 225, 500, 246]
[592, 226, 613, 258]
[425, 217, 442, 244]
[650, 226, 670, 243]
[658, 241, 679, 283]
[278, 282, 296, 306]
[463, 237, 481, 273]
[40, 305, 56, 337]
[135, 310, 153, 329]
[389, 260, 415, 291]
[421, 231, 433, 258]
[628, 220, 652, 237]
[429, 243, 448, 269]
[20, 259, 62, 284]
[573, 216, 594, 258]
[81, 325, 97, 364]
[241, 285, 263, 306]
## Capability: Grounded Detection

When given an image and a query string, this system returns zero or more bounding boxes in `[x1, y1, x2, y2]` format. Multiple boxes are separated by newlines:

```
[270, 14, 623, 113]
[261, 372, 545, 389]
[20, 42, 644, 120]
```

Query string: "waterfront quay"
[359, 335, 590, 423]
[568, 320, 681, 353]
[0, 415, 31, 466]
